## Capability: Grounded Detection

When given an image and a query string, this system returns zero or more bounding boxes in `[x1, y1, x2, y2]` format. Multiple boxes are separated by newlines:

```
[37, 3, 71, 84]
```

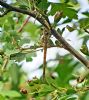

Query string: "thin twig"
[2, 56, 8, 71]
[17, 16, 31, 32]
[16, 16, 30, 48]
[51, 29, 89, 68]
[43, 29, 48, 81]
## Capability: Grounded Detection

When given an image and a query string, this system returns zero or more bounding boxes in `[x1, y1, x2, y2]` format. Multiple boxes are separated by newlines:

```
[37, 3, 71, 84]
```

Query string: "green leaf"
[0, 90, 21, 98]
[24, 22, 40, 40]
[57, 28, 63, 35]
[67, 97, 77, 100]
[80, 91, 89, 100]
[63, 8, 77, 19]
[49, 3, 77, 19]
[82, 11, 89, 17]
[10, 52, 26, 62]
[1, 16, 15, 30]
[28, 78, 40, 86]
[16, 0, 30, 9]
[0, 56, 3, 65]
[18, 38, 30, 46]
[37, 0, 50, 11]
[55, 55, 79, 86]
[39, 84, 54, 92]
[79, 18, 89, 29]
[60, 0, 78, 4]
[48, 39, 54, 47]
[5, 49, 20, 57]
[26, 55, 33, 62]
[55, 40, 62, 47]
[66, 25, 75, 32]
[38, 84, 54, 96]
[0, 95, 5, 100]
[19, 5, 29, 10]
[7, 17, 15, 30]
[58, 94, 77, 100]
[71, 0, 78, 4]
[49, 3, 70, 15]
[9, 63, 21, 86]
[62, 18, 72, 24]
[3, 42, 15, 50]
[66, 89, 76, 95]
[80, 44, 89, 56]
[64, 0, 69, 3]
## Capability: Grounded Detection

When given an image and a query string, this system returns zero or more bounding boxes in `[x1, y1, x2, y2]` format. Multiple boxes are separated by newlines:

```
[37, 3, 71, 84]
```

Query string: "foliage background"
[0, 0, 89, 100]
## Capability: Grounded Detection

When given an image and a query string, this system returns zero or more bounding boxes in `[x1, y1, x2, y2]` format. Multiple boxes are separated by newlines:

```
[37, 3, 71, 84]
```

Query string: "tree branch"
[0, 0, 89, 68]
[51, 29, 89, 68]
[0, 0, 49, 29]
[0, 9, 11, 17]
[2, 56, 8, 71]
[17, 16, 31, 32]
